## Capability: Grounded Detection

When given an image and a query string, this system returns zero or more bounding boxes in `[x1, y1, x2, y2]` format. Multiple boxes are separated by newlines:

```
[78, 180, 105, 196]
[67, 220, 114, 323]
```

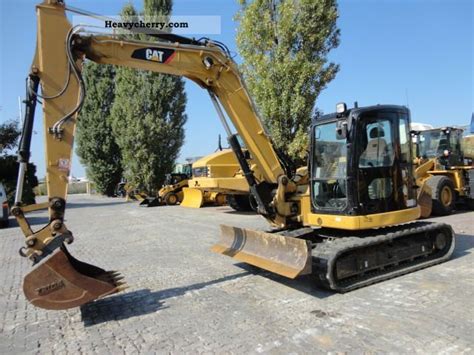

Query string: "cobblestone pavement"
[1, 195, 473, 354]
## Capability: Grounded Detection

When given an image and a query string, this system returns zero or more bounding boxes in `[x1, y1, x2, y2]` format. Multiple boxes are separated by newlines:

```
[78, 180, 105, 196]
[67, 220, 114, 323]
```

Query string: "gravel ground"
[0, 194, 473, 354]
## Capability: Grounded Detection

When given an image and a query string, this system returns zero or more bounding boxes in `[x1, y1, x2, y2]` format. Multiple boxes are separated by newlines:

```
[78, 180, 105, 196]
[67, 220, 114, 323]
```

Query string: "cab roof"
[313, 104, 409, 124]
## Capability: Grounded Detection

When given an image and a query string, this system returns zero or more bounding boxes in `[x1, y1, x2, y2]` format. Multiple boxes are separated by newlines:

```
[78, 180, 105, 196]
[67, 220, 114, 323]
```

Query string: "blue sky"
[1, 0, 472, 178]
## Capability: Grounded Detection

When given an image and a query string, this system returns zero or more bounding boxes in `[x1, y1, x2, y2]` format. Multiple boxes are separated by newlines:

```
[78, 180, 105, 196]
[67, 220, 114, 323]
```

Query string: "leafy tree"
[76, 63, 123, 196]
[111, 1, 187, 193]
[236, 0, 340, 164]
[0, 120, 20, 152]
[0, 120, 38, 205]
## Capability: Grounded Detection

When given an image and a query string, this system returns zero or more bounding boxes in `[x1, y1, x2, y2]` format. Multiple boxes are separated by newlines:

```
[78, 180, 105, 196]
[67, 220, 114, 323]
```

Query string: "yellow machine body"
[13, 1, 456, 309]
[182, 149, 258, 208]
[412, 127, 474, 216]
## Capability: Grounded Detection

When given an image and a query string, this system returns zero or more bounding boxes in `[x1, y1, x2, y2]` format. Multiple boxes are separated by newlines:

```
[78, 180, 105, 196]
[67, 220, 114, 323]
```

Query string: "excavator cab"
[310, 104, 416, 217]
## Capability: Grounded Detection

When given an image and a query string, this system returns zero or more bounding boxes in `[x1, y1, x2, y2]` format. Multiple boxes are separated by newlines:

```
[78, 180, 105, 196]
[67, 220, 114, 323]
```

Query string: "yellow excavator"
[12, 1, 455, 310]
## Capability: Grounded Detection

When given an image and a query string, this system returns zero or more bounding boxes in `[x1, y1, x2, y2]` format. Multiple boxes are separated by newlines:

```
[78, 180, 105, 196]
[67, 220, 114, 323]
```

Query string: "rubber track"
[312, 221, 456, 292]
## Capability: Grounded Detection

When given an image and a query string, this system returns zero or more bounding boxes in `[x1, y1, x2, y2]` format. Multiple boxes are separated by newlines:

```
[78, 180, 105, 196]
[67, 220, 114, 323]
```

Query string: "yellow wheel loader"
[412, 126, 474, 216]
[12, 1, 455, 310]
[139, 164, 192, 207]
[115, 182, 146, 202]
[181, 149, 254, 210]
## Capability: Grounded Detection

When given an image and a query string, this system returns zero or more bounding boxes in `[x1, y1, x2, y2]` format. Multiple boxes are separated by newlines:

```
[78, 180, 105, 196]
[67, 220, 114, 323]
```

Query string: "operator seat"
[359, 127, 388, 167]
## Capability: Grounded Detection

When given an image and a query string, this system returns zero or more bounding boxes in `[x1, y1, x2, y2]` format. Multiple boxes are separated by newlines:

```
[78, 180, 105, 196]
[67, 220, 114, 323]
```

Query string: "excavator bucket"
[211, 225, 312, 278]
[23, 246, 126, 310]
[181, 187, 204, 208]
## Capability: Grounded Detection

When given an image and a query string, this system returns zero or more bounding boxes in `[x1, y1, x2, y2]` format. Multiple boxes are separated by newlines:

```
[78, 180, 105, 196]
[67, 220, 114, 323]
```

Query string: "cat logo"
[145, 48, 164, 62]
[132, 47, 175, 64]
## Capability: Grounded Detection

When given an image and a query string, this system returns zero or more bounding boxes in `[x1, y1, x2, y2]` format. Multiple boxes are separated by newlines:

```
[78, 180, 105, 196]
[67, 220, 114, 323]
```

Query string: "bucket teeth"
[23, 249, 128, 310]
[96, 271, 126, 286]
[116, 285, 129, 292]
[105, 271, 120, 277]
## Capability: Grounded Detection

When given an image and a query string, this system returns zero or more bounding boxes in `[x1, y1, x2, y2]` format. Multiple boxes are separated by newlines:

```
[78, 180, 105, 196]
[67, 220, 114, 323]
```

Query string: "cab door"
[355, 111, 413, 215]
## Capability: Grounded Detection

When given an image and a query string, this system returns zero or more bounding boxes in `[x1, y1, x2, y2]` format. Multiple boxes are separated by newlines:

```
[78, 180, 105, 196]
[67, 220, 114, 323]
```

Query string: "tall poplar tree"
[111, 1, 187, 193]
[236, 0, 340, 164]
[76, 63, 122, 196]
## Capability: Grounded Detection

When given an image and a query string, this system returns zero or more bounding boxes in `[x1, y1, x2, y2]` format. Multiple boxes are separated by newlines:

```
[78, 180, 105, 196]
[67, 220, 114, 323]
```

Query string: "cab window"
[359, 120, 394, 168]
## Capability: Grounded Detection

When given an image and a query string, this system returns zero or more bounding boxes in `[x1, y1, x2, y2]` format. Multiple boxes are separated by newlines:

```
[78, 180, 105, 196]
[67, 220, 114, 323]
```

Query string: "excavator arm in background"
[13, 0, 300, 310]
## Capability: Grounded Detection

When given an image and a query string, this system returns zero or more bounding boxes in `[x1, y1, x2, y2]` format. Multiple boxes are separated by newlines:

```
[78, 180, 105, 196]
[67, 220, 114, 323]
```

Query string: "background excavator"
[126, 150, 236, 208]
[127, 138, 238, 208]
[13, 1, 455, 310]
[181, 148, 255, 210]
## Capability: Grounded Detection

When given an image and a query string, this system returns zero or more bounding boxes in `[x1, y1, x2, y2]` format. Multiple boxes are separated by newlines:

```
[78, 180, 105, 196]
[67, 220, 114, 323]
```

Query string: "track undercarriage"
[310, 221, 455, 292]
[214, 221, 456, 292]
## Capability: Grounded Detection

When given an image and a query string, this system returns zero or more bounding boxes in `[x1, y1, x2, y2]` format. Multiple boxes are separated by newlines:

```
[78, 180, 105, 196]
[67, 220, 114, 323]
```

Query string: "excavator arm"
[13, 0, 302, 309]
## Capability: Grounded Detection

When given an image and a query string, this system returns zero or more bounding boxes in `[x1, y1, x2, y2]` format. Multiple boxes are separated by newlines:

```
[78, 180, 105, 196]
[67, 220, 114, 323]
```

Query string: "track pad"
[23, 247, 126, 310]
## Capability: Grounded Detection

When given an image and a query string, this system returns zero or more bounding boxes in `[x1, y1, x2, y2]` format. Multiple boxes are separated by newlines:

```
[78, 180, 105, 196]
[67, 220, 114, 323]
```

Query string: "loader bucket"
[139, 198, 150, 206]
[146, 198, 163, 207]
[139, 197, 162, 207]
[181, 188, 204, 208]
[417, 183, 433, 218]
[23, 246, 126, 310]
[211, 225, 312, 278]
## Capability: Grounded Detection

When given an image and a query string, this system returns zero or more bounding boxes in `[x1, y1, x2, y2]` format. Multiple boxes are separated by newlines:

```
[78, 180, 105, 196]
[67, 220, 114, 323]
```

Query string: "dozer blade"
[211, 225, 312, 278]
[23, 246, 127, 310]
[181, 187, 204, 208]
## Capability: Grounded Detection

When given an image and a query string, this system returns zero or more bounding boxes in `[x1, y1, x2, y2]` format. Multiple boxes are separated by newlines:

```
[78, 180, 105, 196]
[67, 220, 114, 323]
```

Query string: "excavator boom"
[14, 0, 295, 309]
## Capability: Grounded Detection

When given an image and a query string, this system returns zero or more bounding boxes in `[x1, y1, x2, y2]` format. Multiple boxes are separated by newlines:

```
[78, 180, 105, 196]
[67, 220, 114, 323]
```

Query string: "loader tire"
[427, 176, 455, 216]
[228, 194, 252, 212]
[164, 192, 179, 205]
